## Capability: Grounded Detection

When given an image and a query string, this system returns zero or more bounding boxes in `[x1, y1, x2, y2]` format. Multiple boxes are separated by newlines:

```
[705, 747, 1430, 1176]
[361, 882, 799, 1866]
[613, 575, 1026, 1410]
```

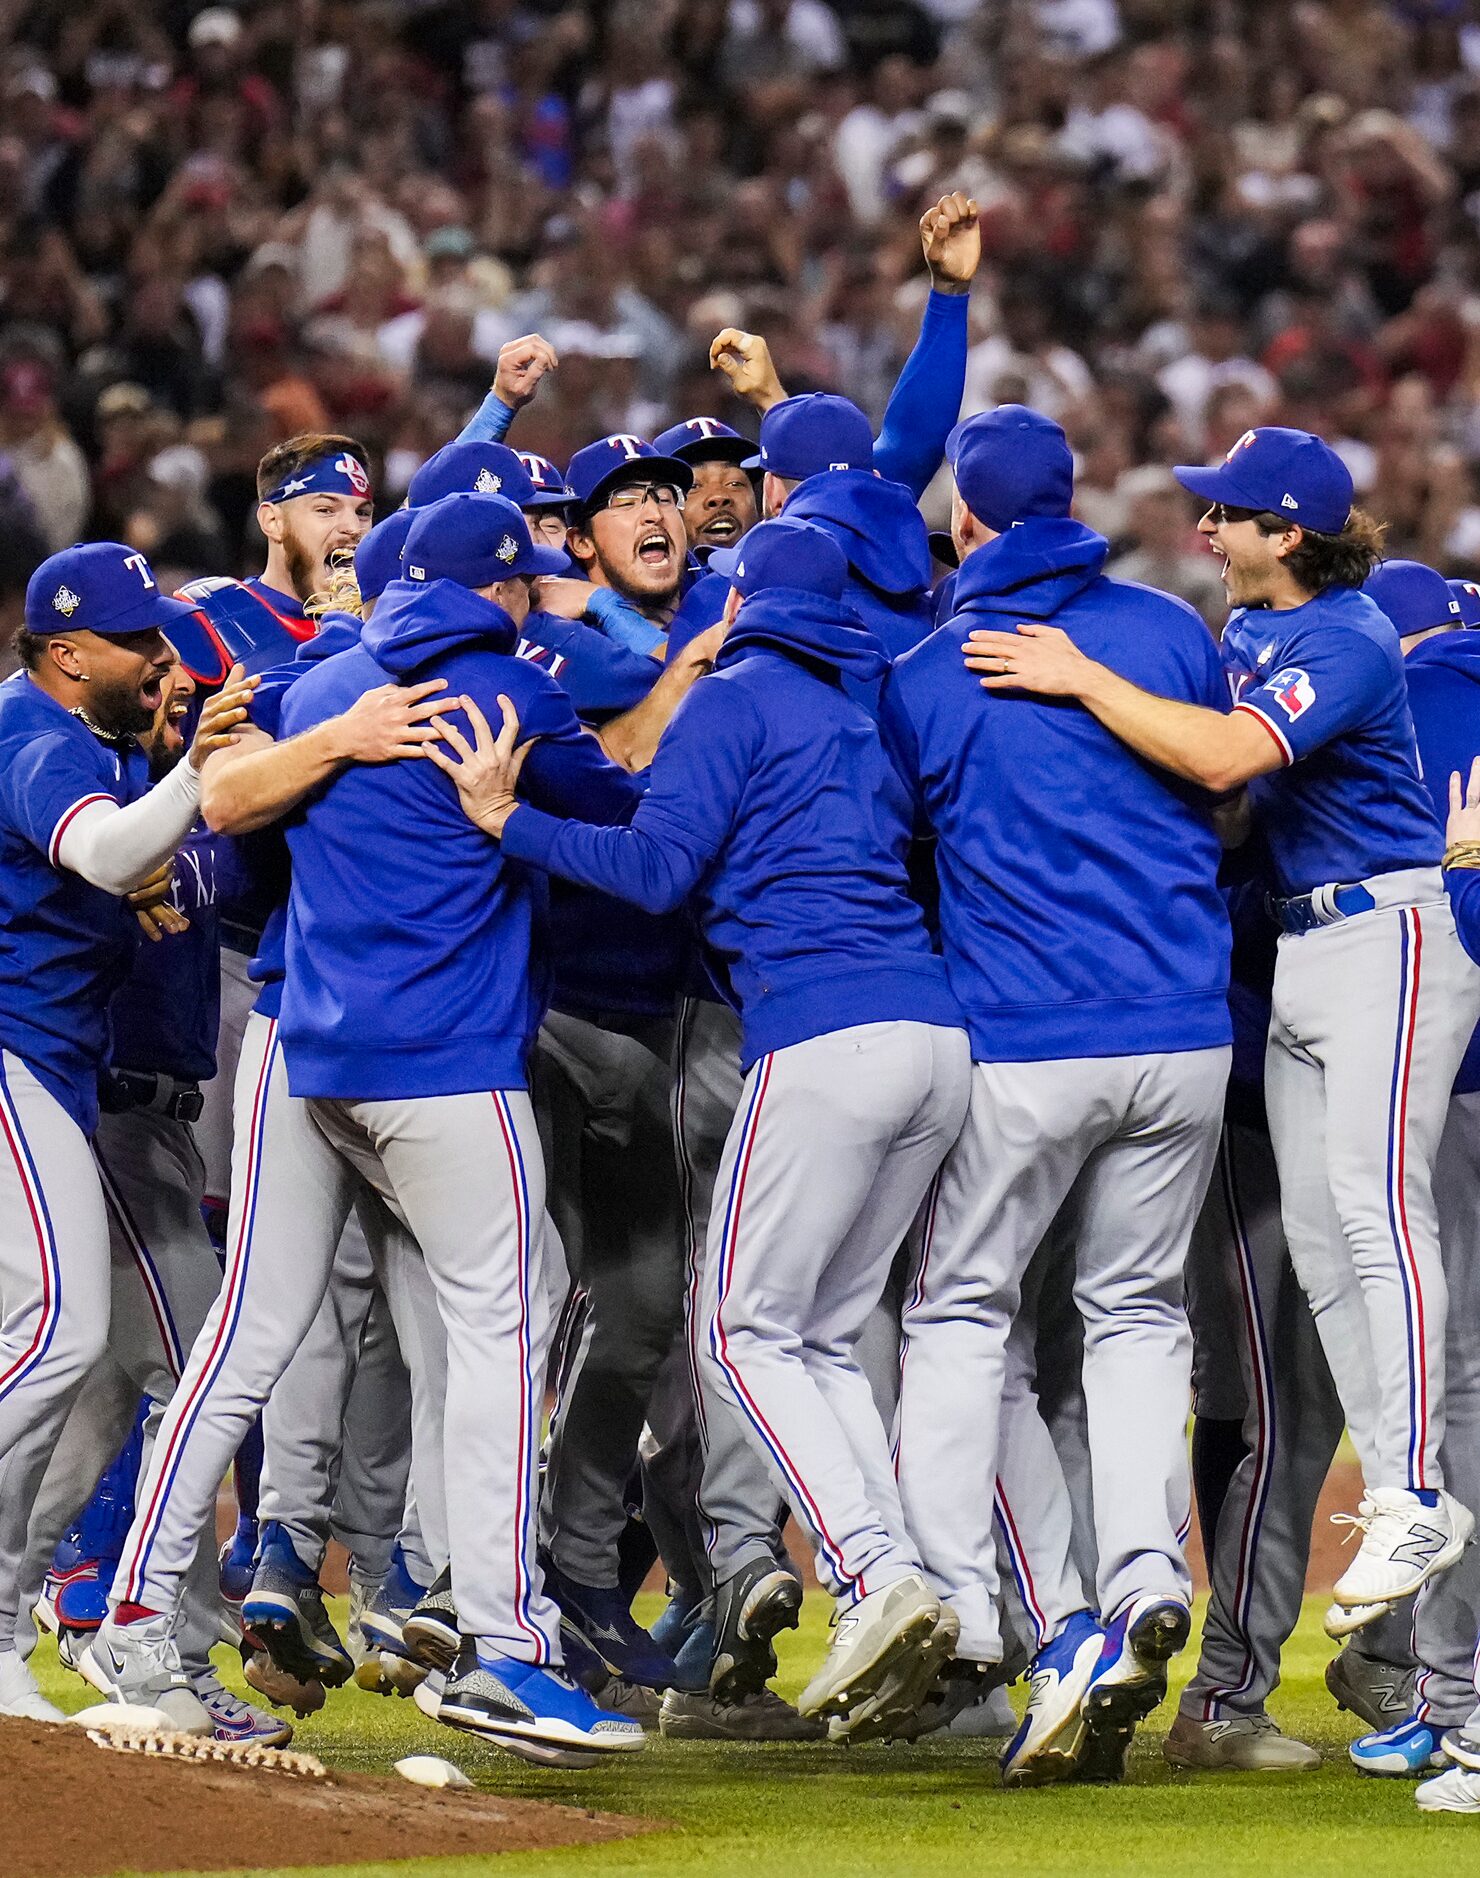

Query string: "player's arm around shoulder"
[201, 673, 450, 835]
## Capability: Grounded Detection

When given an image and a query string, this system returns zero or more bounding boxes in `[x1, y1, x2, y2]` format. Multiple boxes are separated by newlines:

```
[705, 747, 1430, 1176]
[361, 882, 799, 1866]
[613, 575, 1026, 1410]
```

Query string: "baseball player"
[964, 427, 1480, 1631]
[885, 407, 1232, 1785]
[0, 543, 249, 1724]
[269, 492, 659, 1761]
[427, 518, 971, 1741]
[652, 421, 758, 556]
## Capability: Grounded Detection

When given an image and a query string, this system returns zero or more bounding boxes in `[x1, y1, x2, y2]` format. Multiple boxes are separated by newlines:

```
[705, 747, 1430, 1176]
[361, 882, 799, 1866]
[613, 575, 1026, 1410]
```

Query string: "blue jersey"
[108, 819, 221, 1083]
[516, 611, 656, 720]
[0, 674, 147, 1132]
[882, 518, 1232, 1064]
[1403, 629, 1480, 1093]
[1222, 585, 1441, 897]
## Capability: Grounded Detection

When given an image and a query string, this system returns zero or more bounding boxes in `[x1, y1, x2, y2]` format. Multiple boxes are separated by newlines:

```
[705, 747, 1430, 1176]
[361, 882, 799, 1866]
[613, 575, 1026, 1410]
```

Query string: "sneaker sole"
[403, 1611, 461, 1675]
[437, 1696, 646, 1757]
[658, 1708, 824, 1742]
[1417, 1786, 1480, 1814]
[241, 1599, 353, 1688]
[355, 1651, 428, 1699]
[838, 1606, 961, 1742]
[798, 1591, 945, 1726]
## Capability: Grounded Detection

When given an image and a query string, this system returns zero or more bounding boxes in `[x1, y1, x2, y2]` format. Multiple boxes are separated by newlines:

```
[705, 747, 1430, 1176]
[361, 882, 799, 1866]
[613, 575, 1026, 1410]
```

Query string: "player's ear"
[566, 521, 596, 574]
[1273, 523, 1304, 561]
[257, 500, 283, 545]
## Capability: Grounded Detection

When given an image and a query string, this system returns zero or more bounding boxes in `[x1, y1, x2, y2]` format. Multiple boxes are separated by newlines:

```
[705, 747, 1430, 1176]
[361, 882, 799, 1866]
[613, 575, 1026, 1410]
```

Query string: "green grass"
[35, 1593, 1476, 1877]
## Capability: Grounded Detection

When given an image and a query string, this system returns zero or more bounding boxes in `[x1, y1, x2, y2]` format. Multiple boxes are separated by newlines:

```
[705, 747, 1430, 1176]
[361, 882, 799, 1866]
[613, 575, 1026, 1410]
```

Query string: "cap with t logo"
[24, 542, 198, 638]
[1174, 427, 1354, 535]
[565, 434, 695, 513]
[653, 418, 756, 468]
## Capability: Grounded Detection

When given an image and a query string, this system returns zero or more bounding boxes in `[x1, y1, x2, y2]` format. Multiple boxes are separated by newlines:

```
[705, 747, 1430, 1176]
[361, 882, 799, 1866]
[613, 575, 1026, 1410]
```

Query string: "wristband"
[1443, 841, 1480, 871]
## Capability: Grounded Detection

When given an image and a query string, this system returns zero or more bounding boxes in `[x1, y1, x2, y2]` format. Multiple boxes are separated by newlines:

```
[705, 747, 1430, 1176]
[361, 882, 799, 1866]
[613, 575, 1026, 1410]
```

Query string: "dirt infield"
[0, 1718, 650, 1878]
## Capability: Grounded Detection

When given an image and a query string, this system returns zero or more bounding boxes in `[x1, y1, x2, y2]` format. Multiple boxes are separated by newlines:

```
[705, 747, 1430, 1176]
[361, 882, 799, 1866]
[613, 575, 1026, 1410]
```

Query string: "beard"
[282, 527, 322, 604]
[85, 670, 156, 740]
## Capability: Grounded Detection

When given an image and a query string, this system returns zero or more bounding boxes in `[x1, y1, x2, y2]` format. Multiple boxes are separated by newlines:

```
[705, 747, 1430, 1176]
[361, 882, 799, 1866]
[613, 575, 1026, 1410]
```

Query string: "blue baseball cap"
[517, 450, 576, 513]
[407, 441, 535, 510]
[742, 394, 874, 480]
[402, 493, 567, 588]
[353, 508, 415, 603]
[1174, 427, 1353, 535]
[707, 518, 848, 600]
[1449, 578, 1480, 629]
[565, 435, 693, 514]
[653, 418, 756, 469]
[25, 541, 197, 639]
[946, 406, 1073, 533]
[1365, 559, 1463, 638]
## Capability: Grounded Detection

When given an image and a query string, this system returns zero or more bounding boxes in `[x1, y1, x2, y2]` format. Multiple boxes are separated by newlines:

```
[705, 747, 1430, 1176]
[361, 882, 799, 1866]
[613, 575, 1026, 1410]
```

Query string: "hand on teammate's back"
[425, 692, 532, 838]
[334, 678, 450, 764]
[1448, 757, 1480, 850]
[188, 664, 258, 770]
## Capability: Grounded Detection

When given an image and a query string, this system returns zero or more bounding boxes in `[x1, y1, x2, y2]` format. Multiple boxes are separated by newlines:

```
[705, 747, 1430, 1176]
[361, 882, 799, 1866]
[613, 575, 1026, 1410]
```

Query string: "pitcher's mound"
[0, 1717, 652, 1877]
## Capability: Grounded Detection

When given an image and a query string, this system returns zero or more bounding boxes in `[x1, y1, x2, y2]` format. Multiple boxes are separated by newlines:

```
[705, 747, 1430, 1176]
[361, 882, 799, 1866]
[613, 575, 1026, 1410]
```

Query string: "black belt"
[105, 1069, 204, 1123]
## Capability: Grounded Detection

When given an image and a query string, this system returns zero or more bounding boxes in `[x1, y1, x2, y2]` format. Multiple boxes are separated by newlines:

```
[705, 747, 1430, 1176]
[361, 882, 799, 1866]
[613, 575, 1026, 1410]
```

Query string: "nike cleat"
[1349, 1716, 1447, 1777]
[711, 1558, 803, 1701]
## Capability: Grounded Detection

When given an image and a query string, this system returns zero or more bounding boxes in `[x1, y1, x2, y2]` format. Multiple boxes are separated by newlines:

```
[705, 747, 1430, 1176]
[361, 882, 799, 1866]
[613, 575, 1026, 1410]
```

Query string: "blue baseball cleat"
[1078, 1594, 1190, 1781]
[1001, 1609, 1103, 1788]
[217, 1519, 258, 1610]
[1350, 1716, 1448, 1777]
[438, 1643, 647, 1765]
[540, 1555, 678, 1689]
[241, 1521, 353, 1687]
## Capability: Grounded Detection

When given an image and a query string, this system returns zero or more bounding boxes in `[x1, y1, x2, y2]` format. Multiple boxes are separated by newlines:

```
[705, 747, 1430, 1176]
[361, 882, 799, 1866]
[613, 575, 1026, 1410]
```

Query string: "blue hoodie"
[500, 586, 962, 1071]
[1405, 628, 1480, 1092]
[782, 472, 934, 662]
[278, 578, 640, 1098]
[882, 517, 1232, 1062]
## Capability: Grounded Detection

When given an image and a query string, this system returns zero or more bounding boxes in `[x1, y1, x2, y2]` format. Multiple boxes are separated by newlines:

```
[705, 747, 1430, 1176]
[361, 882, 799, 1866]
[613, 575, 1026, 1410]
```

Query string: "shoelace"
[1330, 1500, 1379, 1546]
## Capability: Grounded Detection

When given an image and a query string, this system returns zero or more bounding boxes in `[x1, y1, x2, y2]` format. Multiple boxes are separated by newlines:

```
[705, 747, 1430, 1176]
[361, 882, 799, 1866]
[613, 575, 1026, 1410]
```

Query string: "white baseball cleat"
[1416, 1766, 1480, 1813]
[0, 1649, 64, 1722]
[1330, 1490, 1473, 1609]
[797, 1574, 950, 1734]
[1000, 1610, 1103, 1787]
[1323, 1599, 1389, 1640]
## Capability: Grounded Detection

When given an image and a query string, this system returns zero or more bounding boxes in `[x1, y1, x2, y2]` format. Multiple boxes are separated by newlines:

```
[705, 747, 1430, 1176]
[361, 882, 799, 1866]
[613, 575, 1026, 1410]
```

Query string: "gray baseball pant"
[698, 1021, 971, 1605]
[194, 946, 256, 1213]
[257, 1214, 414, 1584]
[1265, 877, 1480, 1491]
[535, 1009, 686, 1589]
[1179, 1117, 1346, 1720]
[896, 1047, 1228, 1664]
[1412, 1088, 1480, 1727]
[307, 1086, 564, 1660]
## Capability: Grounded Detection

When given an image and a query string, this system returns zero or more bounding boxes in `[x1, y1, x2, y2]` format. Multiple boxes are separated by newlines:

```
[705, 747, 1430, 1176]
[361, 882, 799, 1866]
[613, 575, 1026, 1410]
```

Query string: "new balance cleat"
[1164, 1710, 1321, 1771]
[1331, 1490, 1473, 1610]
[659, 1685, 826, 1740]
[540, 1556, 678, 1690]
[403, 1567, 460, 1674]
[437, 1643, 646, 1765]
[1349, 1715, 1447, 1777]
[1001, 1611, 1102, 1788]
[194, 1671, 294, 1746]
[798, 1573, 953, 1738]
[1323, 1598, 1388, 1640]
[1078, 1596, 1190, 1782]
[712, 1558, 803, 1701]
[240, 1522, 353, 1687]
[1325, 1645, 1415, 1730]
[84, 1615, 213, 1733]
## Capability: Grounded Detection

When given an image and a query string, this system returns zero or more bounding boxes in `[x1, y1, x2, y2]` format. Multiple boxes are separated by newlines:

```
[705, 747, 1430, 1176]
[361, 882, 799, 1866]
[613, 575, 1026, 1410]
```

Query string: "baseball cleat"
[1416, 1766, 1480, 1813]
[711, 1558, 803, 1701]
[1349, 1716, 1447, 1777]
[53, 1564, 113, 1633]
[1163, 1710, 1321, 1772]
[350, 1546, 428, 1696]
[437, 1642, 647, 1764]
[797, 1573, 951, 1737]
[194, 1671, 294, 1746]
[1325, 1644, 1415, 1730]
[403, 1567, 460, 1674]
[1442, 1729, 1480, 1774]
[355, 1649, 428, 1699]
[1077, 1596, 1190, 1782]
[540, 1556, 678, 1690]
[947, 1682, 1017, 1740]
[595, 1678, 663, 1723]
[1001, 1610, 1102, 1787]
[1330, 1489, 1473, 1610]
[84, 1615, 213, 1734]
[659, 1686, 827, 1741]
[843, 1603, 961, 1742]
[1323, 1598, 1388, 1640]
[0, 1649, 64, 1722]
[892, 1657, 1000, 1741]
[241, 1643, 326, 1716]
[241, 1523, 353, 1687]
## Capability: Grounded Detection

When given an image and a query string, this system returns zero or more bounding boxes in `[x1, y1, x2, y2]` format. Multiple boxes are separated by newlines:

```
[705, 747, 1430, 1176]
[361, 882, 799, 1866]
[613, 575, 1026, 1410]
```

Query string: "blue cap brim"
[575, 455, 695, 512]
[1171, 463, 1266, 512]
[97, 589, 200, 640]
[523, 544, 572, 578]
[521, 493, 575, 512]
[672, 437, 756, 468]
[707, 545, 743, 581]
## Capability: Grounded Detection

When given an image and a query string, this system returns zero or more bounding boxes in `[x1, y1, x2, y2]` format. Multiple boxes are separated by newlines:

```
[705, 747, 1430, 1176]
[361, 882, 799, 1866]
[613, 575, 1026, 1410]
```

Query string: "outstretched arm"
[456, 333, 559, 443]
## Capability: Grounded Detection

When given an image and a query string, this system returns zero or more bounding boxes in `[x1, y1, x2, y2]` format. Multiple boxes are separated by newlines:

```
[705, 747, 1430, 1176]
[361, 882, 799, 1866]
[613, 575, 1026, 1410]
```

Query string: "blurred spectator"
[8, 0, 1480, 581]
[1107, 466, 1228, 628]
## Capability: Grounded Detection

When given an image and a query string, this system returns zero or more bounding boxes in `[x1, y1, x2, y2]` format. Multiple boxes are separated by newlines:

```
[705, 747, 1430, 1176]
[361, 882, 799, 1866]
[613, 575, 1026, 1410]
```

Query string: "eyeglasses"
[1206, 502, 1283, 528]
[602, 483, 682, 512]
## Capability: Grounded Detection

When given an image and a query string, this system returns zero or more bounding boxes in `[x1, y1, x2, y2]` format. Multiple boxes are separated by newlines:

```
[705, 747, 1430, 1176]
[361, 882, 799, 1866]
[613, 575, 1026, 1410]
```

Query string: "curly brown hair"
[1255, 505, 1386, 593]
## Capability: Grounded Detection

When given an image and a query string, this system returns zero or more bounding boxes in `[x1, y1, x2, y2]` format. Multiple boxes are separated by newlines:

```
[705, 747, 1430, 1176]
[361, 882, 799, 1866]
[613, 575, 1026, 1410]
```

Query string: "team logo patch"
[1269, 666, 1315, 720]
[475, 468, 502, 494]
[51, 585, 81, 617]
[496, 534, 518, 564]
[335, 453, 371, 496]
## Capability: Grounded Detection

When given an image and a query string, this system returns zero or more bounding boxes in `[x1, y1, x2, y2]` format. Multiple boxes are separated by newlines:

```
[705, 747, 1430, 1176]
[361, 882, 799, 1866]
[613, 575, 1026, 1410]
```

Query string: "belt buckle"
[174, 1089, 205, 1123]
